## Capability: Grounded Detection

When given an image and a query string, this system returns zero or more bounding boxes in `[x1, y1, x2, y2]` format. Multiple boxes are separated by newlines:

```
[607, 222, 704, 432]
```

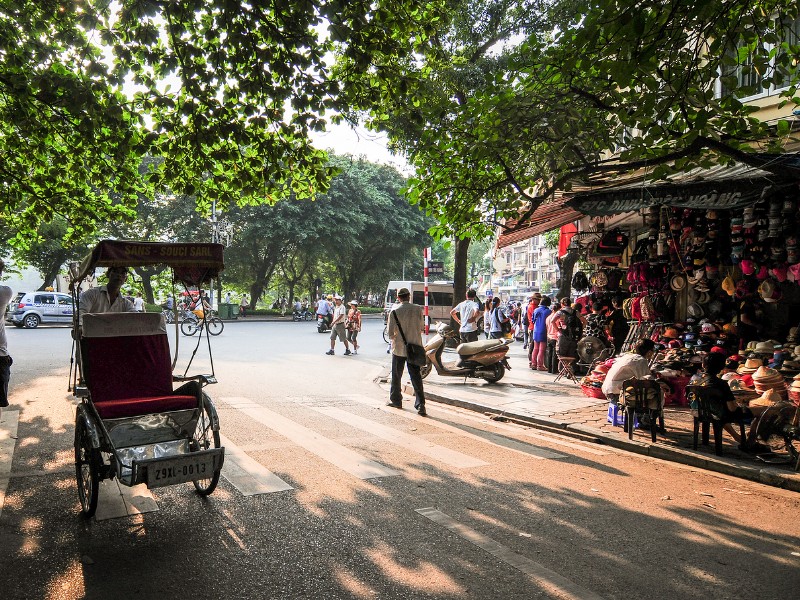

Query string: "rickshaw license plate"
[146, 453, 219, 488]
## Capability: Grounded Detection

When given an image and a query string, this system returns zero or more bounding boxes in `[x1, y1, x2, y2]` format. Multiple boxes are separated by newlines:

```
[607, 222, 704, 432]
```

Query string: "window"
[718, 16, 800, 100]
[34, 294, 55, 305]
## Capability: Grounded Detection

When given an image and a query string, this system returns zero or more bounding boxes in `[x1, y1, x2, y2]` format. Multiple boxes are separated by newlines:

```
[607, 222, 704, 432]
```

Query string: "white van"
[384, 281, 455, 323]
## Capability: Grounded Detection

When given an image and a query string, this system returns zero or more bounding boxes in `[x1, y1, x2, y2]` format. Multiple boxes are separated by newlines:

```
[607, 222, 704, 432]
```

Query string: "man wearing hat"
[387, 287, 427, 415]
[0, 259, 12, 421]
[325, 295, 352, 356]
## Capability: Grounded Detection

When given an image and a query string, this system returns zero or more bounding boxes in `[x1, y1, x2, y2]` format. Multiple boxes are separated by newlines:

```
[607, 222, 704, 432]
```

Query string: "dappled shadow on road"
[2, 392, 800, 599]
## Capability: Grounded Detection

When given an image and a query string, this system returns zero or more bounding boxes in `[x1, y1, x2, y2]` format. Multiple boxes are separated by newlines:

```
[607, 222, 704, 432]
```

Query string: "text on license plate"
[147, 455, 215, 487]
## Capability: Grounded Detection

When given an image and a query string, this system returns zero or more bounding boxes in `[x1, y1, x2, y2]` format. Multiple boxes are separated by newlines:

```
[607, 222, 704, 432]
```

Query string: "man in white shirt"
[601, 339, 656, 401]
[450, 289, 480, 343]
[79, 266, 136, 317]
[133, 292, 145, 312]
[326, 295, 351, 355]
[0, 259, 13, 418]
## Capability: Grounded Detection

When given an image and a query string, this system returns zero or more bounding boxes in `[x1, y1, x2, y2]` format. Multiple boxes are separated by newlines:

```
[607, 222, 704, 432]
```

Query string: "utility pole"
[211, 199, 219, 308]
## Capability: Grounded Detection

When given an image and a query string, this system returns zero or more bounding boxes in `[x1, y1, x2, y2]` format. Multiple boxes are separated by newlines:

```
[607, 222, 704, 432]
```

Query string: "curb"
[406, 384, 800, 493]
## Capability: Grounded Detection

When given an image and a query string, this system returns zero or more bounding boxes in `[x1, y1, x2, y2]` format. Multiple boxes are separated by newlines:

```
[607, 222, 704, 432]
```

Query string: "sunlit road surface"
[1, 320, 798, 599]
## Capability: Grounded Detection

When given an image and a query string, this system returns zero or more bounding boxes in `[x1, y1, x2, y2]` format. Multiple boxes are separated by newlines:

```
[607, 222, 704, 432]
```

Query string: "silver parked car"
[6, 291, 74, 328]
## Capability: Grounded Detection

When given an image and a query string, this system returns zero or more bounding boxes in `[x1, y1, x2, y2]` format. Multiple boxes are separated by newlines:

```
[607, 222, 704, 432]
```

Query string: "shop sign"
[567, 181, 778, 216]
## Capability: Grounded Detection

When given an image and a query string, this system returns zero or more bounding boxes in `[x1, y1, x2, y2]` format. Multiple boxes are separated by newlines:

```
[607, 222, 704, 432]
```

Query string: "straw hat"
[737, 357, 763, 374]
[670, 273, 687, 291]
[749, 388, 784, 408]
[752, 366, 782, 381]
[754, 341, 775, 354]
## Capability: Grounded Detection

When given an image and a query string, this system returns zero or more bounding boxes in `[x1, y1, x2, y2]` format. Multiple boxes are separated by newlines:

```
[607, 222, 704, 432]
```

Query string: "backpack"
[560, 308, 583, 341]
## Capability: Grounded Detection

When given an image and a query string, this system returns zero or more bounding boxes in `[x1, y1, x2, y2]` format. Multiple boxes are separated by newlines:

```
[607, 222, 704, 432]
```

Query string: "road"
[1, 319, 799, 599]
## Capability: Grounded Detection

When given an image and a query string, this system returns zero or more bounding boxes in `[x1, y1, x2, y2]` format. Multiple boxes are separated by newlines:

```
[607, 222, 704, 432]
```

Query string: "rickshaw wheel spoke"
[74, 417, 100, 518]
[191, 393, 221, 496]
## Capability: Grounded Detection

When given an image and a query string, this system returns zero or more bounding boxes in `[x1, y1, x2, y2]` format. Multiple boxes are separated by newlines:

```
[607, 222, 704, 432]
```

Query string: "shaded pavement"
[383, 339, 800, 493]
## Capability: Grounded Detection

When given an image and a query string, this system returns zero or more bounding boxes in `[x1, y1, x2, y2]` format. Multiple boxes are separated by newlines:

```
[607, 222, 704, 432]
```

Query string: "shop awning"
[566, 154, 800, 216]
[496, 192, 582, 249]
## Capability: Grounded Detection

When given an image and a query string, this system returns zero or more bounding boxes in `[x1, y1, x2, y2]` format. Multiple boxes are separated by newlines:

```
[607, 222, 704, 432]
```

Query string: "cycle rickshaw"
[69, 240, 226, 517]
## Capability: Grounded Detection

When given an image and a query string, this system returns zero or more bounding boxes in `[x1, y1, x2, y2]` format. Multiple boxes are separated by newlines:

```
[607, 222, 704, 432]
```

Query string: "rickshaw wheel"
[191, 394, 221, 495]
[181, 320, 199, 336]
[74, 418, 100, 518]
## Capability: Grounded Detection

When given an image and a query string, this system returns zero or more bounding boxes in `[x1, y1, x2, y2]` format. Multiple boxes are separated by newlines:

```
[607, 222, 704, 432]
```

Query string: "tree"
[317, 156, 433, 300]
[9, 217, 94, 290]
[100, 157, 209, 302]
[346, 0, 800, 238]
[336, 0, 572, 302]
[0, 0, 449, 244]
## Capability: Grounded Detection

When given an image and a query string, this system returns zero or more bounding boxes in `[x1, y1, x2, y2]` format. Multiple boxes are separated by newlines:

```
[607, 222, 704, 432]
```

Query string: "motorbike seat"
[457, 339, 505, 357]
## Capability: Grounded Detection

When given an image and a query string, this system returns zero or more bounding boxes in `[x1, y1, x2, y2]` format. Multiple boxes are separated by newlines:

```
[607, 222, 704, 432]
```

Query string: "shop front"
[558, 157, 800, 410]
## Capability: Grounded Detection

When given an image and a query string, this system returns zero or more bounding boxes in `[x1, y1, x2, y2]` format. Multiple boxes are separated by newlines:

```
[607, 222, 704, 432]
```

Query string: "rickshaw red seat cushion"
[94, 395, 197, 419]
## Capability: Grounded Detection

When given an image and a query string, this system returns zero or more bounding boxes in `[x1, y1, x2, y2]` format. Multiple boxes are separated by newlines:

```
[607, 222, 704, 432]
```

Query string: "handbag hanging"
[392, 311, 427, 367]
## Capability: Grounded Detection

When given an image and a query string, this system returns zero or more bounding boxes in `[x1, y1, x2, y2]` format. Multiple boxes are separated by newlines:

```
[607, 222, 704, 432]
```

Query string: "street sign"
[428, 260, 444, 274]
[485, 289, 493, 298]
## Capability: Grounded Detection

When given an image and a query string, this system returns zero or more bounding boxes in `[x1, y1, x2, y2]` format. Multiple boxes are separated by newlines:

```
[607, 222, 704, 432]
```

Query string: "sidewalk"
[387, 340, 800, 492]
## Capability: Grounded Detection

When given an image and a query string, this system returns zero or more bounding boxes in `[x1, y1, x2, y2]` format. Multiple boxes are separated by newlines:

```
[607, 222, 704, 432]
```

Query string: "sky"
[311, 123, 412, 174]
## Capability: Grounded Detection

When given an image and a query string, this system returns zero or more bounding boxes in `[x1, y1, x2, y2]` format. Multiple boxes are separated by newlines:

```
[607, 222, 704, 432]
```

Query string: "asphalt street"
[1, 319, 799, 599]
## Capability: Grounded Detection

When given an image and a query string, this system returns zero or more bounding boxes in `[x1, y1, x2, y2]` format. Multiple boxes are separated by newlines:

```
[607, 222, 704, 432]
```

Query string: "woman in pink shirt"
[545, 306, 560, 373]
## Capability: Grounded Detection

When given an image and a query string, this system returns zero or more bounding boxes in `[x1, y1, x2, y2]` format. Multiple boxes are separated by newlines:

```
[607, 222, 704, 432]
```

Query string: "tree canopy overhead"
[347, 0, 800, 238]
[0, 0, 446, 244]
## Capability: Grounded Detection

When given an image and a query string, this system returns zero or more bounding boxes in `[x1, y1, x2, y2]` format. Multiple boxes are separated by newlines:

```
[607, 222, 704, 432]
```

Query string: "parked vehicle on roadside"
[6, 291, 74, 328]
[383, 281, 455, 323]
[419, 322, 511, 383]
[293, 309, 313, 321]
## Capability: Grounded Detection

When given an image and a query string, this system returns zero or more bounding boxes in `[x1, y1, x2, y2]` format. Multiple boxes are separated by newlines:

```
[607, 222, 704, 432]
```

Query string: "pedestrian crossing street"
[2, 394, 609, 521]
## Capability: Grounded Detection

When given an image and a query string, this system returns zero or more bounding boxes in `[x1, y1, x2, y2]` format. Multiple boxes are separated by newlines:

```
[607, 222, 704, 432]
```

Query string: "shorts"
[330, 323, 346, 342]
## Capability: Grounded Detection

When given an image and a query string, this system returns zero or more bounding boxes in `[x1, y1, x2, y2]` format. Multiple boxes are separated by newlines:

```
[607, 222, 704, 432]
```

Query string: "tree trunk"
[556, 250, 579, 301]
[453, 237, 470, 302]
[450, 238, 471, 344]
[38, 264, 61, 291]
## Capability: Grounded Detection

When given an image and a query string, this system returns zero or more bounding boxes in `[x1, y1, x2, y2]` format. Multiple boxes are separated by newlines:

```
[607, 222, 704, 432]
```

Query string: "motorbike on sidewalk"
[316, 313, 332, 333]
[420, 322, 511, 383]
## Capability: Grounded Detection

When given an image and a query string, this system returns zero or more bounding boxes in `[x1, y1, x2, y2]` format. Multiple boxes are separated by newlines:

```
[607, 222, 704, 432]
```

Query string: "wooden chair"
[686, 384, 747, 456]
[620, 378, 664, 443]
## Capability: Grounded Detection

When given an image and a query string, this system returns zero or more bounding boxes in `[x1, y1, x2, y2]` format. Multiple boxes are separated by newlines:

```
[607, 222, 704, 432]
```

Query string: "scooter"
[316, 313, 332, 333]
[420, 322, 511, 383]
[293, 309, 313, 321]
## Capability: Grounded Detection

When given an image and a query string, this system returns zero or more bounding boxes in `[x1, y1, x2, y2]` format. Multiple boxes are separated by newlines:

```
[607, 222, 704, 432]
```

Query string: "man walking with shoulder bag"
[387, 287, 427, 415]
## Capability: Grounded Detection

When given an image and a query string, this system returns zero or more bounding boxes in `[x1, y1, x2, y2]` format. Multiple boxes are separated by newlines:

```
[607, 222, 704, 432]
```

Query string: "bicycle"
[181, 311, 224, 336]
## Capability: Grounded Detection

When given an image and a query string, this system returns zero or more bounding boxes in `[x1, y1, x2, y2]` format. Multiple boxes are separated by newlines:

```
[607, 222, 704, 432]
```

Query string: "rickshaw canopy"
[73, 240, 224, 287]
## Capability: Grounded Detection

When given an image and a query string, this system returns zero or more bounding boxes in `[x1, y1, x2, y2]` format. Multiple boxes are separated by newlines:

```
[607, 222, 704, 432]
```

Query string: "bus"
[384, 280, 455, 323]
